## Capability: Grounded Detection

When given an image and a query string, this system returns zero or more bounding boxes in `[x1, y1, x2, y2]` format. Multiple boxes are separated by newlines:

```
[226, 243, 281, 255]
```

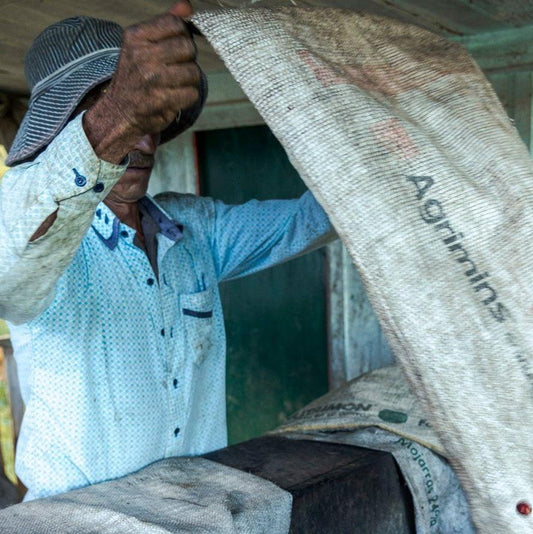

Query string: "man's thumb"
[168, 0, 193, 18]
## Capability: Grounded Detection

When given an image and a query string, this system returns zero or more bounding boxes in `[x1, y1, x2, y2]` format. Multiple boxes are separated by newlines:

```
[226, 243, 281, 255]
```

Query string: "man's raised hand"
[84, 1, 201, 163]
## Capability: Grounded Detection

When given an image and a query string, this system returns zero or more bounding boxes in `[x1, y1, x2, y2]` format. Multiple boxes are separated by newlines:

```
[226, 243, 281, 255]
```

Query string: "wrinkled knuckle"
[163, 109, 176, 124]
[124, 24, 142, 41]
[129, 47, 144, 63]
[175, 33, 196, 53]
[155, 13, 184, 36]
[182, 63, 201, 85]
[143, 69, 160, 84]
[148, 87, 166, 106]
[190, 86, 200, 101]
[177, 63, 200, 84]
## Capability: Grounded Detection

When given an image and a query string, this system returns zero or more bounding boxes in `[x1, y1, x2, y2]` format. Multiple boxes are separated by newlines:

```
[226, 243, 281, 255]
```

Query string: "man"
[0, 2, 335, 500]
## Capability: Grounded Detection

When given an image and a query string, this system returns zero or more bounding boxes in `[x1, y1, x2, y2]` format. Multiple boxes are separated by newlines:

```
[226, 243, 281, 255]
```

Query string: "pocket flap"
[180, 287, 214, 317]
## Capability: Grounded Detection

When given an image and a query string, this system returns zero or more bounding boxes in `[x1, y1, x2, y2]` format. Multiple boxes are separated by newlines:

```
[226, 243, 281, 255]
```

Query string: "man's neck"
[103, 198, 145, 246]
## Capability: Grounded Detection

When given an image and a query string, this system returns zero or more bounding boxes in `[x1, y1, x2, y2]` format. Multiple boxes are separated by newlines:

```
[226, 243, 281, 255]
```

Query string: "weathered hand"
[84, 1, 201, 163]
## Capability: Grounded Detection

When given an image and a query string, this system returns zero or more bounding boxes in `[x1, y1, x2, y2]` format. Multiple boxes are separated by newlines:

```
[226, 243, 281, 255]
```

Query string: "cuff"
[40, 113, 128, 202]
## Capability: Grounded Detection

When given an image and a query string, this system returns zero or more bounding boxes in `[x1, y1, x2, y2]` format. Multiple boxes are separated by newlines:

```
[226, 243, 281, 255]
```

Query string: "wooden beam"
[454, 24, 533, 73]
[205, 435, 416, 533]
[192, 71, 264, 131]
[486, 71, 533, 149]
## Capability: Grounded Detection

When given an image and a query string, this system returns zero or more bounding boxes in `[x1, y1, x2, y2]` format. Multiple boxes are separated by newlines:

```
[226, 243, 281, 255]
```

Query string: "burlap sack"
[274, 365, 444, 453]
[0, 457, 292, 533]
[193, 8, 533, 532]
[273, 365, 474, 532]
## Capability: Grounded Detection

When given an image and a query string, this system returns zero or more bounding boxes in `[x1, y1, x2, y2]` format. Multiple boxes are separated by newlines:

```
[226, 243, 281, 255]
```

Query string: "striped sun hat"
[7, 16, 207, 167]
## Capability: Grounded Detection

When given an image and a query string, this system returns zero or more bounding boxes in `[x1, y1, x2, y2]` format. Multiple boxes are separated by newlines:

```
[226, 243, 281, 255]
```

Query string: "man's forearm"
[0, 115, 126, 323]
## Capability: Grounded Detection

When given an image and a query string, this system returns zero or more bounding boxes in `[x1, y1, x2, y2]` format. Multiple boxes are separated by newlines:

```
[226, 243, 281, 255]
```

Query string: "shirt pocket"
[180, 286, 215, 366]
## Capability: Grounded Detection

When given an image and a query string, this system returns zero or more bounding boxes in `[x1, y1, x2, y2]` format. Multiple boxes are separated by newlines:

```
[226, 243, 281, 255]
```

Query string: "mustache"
[127, 151, 154, 169]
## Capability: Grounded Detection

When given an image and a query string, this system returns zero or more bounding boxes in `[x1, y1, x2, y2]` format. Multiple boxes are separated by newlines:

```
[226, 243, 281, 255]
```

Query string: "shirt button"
[173, 378, 178, 389]
[93, 182, 105, 193]
[160, 328, 165, 337]
[120, 230, 128, 238]
[73, 169, 87, 187]
[174, 427, 180, 437]
[147, 278, 155, 286]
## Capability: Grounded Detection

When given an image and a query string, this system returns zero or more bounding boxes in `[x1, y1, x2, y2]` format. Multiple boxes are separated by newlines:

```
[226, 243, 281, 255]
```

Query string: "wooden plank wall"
[488, 72, 532, 149]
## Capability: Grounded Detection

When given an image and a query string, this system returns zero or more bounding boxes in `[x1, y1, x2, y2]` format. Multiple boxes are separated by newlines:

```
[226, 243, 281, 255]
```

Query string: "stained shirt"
[0, 114, 335, 500]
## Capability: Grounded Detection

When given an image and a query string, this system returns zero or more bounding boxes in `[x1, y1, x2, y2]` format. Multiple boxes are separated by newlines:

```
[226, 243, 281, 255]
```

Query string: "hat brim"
[7, 55, 208, 166]
[7, 53, 119, 166]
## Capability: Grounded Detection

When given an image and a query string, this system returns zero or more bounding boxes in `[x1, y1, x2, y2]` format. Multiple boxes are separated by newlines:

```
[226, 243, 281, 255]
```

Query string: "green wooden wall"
[197, 126, 329, 445]
[488, 71, 533, 149]
[457, 25, 533, 151]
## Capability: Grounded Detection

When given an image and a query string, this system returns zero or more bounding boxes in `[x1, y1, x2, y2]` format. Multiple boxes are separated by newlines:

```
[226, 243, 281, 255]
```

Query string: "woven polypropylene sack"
[193, 8, 533, 532]
[272, 365, 474, 532]
[0, 457, 292, 533]
[273, 365, 445, 454]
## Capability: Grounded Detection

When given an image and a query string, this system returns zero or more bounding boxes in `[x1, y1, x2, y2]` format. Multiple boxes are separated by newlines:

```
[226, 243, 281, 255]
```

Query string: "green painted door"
[197, 125, 329, 445]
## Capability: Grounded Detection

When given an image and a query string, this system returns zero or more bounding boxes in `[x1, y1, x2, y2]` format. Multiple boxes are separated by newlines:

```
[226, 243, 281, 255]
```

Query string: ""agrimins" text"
[407, 175, 510, 323]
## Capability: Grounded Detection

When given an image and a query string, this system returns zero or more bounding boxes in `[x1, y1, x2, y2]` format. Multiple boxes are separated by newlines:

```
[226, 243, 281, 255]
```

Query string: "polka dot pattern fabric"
[1, 117, 335, 500]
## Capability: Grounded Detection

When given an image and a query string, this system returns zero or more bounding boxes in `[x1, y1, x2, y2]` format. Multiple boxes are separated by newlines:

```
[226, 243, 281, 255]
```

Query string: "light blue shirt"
[0, 115, 335, 499]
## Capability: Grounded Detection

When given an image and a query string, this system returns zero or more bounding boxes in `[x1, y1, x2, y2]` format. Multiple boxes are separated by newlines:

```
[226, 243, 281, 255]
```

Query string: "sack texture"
[274, 365, 444, 453]
[0, 457, 292, 533]
[193, 8, 533, 532]
[274, 365, 475, 533]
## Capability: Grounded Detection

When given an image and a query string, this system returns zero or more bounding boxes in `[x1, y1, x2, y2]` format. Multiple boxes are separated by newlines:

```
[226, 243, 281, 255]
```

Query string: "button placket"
[125, 248, 166, 366]
[159, 259, 188, 455]
[165, 388, 183, 453]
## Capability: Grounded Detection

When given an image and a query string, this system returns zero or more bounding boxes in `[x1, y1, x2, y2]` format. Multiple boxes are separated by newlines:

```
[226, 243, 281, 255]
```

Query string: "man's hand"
[84, 1, 200, 164]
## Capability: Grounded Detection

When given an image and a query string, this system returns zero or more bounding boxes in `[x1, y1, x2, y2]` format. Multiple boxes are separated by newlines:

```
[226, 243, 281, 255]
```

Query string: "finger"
[127, 13, 189, 43]
[158, 62, 201, 88]
[167, 85, 200, 111]
[167, 0, 193, 19]
[145, 85, 199, 120]
[148, 36, 196, 65]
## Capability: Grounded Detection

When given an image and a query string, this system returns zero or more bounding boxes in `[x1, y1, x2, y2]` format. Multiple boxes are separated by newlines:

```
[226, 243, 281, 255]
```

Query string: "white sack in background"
[274, 365, 475, 533]
[275, 365, 445, 453]
[193, 8, 533, 532]
[0, 457, 292, 533]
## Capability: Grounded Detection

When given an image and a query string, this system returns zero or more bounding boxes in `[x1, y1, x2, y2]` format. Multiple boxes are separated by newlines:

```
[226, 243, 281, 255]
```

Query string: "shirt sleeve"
[211, 190, 337, 282]
[0, 114, 127, 324]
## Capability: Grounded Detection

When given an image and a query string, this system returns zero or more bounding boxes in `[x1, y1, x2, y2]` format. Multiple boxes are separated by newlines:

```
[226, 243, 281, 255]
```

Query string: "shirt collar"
[139, 196, 184, 242]
[91, 195, 184, 250]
